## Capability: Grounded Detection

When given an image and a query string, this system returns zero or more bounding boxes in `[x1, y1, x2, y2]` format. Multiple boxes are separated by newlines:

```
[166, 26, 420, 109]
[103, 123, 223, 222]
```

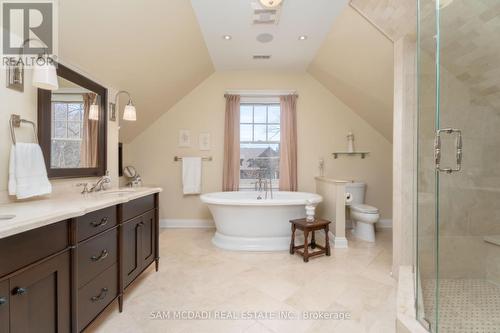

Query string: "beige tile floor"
[86, 229, 396, 333]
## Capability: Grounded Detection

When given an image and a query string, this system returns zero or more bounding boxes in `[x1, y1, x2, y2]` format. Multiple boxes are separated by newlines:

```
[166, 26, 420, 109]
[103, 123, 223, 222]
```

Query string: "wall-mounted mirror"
[38, 64, 107, 178]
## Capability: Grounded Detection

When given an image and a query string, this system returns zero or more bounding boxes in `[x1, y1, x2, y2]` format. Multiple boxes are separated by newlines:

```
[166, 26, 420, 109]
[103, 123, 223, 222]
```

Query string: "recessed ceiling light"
[259, 0, 283, 9]
[223, 35, 232, 40]
[298, 35, 308, 41]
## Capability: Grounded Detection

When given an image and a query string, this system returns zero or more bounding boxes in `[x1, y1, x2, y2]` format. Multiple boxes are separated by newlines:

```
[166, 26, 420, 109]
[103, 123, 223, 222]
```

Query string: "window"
[240, 103, 280, 190]
[51, 100, 84, 168]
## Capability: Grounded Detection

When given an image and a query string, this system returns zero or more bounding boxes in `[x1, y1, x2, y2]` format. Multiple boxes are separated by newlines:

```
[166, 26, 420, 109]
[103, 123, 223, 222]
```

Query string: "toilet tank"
[345, 182, 366, 205]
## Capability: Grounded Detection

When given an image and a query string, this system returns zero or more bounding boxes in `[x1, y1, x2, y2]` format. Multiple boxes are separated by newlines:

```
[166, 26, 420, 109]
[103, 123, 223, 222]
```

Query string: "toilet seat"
[351, 204, 379, 214]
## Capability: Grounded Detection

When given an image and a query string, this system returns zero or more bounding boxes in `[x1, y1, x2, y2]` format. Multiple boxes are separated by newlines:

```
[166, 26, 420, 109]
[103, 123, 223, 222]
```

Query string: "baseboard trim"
[327, 231, 349, 248]
[160, 219, 215, 229]
[376, 219, 393, 229]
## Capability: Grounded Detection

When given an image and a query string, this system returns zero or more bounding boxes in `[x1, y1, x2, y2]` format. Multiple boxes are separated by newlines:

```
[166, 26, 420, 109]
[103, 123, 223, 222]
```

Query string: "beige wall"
[124, 71, 393, 221]
[0, 64, 120, 198]
[309, 6, 394, 142]
[0, 70, 37, 192]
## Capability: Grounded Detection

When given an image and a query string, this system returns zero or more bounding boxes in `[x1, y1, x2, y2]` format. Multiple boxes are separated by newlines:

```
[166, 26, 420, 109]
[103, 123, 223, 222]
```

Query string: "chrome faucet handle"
[91, 171, 112, 192]
[76, 183, 90, 194]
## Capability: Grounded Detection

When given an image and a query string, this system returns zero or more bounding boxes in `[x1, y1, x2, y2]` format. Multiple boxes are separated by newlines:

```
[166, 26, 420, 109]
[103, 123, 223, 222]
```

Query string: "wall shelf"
[332, 152, 370, 159]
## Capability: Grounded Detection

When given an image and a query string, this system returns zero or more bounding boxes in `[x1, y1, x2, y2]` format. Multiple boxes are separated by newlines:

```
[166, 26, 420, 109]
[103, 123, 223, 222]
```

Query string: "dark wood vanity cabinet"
[122, 209, 156, 288]
[9, 252, 71, 332]
[0, 280, 10, 332]
[0, 225, 71, 333]
[0, 193, 159, 333]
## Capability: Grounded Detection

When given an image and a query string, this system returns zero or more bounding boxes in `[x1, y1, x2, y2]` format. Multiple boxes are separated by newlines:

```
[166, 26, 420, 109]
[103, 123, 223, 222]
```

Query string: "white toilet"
[345, 182, 380, 242]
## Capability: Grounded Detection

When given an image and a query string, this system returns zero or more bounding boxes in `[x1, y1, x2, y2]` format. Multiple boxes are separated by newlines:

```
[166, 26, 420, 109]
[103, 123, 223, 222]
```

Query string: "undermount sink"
[0, 215, 16, 220]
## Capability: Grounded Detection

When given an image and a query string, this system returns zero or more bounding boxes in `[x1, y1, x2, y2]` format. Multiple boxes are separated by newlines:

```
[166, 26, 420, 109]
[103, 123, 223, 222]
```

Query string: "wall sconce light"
[89, 94, 100, 120]
[109, 90, 137, 122]
[89, 100, 100, 121]
[6, 38, 59, 91]
[13, 38, 59, 91]
[32, 54, 59, 90]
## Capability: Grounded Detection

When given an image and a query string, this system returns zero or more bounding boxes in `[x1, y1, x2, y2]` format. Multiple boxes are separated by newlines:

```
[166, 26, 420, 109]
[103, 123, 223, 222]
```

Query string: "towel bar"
[174, 156, 212, 162]
[10, 114, 38, 145]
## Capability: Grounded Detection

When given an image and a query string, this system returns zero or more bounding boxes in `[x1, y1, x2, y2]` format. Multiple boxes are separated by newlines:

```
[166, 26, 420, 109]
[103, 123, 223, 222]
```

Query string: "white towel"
[8, 143, 52, 199]
[182, 157, 202, 195]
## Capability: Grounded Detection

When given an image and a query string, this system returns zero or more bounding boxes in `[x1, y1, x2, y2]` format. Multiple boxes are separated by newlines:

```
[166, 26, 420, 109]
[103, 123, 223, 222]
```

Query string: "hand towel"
[182, 157, 202, 195]
[9, 143, 52, 199]
[8, 145, 16, 196]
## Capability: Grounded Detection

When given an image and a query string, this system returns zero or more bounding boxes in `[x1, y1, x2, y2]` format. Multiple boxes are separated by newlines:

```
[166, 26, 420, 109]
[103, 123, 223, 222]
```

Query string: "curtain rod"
[224, 90, 298, 97]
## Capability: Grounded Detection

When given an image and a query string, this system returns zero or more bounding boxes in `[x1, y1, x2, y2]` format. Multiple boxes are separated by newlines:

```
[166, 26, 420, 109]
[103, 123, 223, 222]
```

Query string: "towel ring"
[10, 114, 38, 145]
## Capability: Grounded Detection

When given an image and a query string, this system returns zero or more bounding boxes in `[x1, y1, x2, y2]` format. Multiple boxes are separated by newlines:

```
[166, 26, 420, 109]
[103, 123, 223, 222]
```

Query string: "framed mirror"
[38, 64, 107, 178]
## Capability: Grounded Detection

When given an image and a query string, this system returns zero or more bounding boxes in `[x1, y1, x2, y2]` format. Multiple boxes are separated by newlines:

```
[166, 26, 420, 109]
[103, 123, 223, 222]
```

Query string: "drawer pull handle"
[91, 249, 109, 262]
[91, 217, 109, 228]
[91, 288, 108, 302]
[0, 297, 6, 305]
[12, 287, 27, 296]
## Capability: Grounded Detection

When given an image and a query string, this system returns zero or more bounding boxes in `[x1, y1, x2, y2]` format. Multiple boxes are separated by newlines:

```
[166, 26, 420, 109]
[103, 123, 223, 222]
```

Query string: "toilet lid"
[351, 204, 379, 214]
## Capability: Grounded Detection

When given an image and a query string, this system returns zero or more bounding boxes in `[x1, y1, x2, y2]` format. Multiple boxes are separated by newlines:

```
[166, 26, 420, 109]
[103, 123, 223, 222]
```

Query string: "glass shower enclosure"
[416, 0, 500, 332]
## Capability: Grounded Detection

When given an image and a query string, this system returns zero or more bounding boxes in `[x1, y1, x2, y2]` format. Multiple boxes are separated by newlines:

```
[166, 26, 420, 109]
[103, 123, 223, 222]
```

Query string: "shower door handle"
[434, 128, 462, 173]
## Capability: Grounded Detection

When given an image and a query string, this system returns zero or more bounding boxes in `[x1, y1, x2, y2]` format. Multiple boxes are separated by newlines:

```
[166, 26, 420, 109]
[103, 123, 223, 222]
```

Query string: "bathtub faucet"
[255, 177, 264, 199]
[265, 178, 273, 200]
[255, 177, 273, 200]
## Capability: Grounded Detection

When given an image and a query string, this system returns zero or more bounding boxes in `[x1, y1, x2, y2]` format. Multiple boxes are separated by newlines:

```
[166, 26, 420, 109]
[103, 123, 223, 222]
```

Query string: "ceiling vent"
[253, 55, 272, 60]
[251, 1, 281, 25]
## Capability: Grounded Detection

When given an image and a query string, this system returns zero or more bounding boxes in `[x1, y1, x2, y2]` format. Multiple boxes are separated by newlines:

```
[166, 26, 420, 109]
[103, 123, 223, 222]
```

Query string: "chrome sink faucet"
[91, 171, 111, 192]
[77, 171, 111, 194]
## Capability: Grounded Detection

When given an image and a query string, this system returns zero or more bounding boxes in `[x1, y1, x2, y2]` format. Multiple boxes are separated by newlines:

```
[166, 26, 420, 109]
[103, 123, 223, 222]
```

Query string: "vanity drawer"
[78, 263, 118, 331]
[78, 228, 117, 288]
[0, 221, 69, 278]
[122, 194, 155, 222]
[76, 206, 117, 242]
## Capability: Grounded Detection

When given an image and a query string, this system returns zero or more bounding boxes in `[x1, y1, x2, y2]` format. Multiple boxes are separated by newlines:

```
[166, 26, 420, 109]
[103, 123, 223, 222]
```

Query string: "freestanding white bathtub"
[200, 191, 323, 251]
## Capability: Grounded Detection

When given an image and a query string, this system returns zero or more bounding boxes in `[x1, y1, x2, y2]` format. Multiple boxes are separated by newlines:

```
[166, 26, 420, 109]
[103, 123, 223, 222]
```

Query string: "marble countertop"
[0, 187, 162, 240]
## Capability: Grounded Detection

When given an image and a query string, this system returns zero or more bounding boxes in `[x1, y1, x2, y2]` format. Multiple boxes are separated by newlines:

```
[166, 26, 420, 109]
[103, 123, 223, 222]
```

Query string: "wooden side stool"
[289, 218, 331, 262]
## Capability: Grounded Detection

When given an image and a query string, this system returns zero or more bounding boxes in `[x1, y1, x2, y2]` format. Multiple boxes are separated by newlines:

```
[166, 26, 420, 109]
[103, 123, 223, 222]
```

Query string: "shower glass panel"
[417, 0, 500, 332]
[416, 0, 439, 330]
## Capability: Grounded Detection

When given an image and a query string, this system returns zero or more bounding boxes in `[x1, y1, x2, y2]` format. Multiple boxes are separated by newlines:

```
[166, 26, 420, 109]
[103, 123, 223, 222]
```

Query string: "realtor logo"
[1, 0, 55, 55]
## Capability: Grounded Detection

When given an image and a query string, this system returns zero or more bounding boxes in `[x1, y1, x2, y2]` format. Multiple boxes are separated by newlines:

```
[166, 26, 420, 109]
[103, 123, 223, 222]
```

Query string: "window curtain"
[80, 93, 99, 168]
[223, 94, 241, 191]
[279, 94, 298, 191]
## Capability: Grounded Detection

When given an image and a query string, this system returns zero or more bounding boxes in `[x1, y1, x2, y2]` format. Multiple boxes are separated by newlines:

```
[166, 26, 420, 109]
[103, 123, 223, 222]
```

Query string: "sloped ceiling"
[58, 0, 398, 143]
[355, 0, 500, 113]
[58, 0, 214, 142]
[350, 0, 416, 42]
[308, 5, 394, 142]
